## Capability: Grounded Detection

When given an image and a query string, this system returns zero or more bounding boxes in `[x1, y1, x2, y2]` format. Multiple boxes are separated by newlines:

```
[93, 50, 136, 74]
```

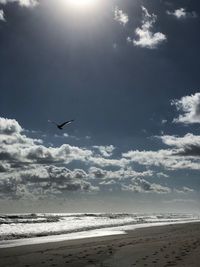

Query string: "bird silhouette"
[48, 119, 74, 130]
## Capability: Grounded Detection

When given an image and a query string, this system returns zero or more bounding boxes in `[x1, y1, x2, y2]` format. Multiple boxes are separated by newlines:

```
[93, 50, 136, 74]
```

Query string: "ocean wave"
[0, 213, 198, 241]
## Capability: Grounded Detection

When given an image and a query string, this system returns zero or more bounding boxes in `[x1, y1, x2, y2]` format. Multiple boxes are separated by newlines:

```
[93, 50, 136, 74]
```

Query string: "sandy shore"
[1, 222, 200, 267]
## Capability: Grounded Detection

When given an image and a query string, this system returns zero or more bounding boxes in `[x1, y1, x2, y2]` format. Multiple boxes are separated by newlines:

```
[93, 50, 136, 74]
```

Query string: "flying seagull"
[48, 119, 74, 130]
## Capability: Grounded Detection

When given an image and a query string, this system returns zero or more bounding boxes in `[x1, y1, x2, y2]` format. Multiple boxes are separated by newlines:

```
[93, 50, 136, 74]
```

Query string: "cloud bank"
[0, 114, 198, 200]
[0, 117, 163, 199]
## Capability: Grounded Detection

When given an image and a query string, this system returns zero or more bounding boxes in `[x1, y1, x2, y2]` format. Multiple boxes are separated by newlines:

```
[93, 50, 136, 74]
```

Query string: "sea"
[0, 213, 199, 248]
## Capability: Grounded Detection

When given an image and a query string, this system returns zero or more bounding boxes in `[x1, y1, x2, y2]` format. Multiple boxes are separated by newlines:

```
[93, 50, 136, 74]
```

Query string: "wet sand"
[1, 222, 200, 267]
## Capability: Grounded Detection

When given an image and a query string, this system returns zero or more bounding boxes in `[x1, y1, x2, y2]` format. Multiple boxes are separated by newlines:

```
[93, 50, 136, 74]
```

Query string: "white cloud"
[161, 119, 167, 124]
[123, 141, 200, 170]
[175, 186, 194, 194]
[0, 116, 199, 199]
[166, 8, 197, 19]
[160, 133, 200, 157]
[0, 117, 129, 198]
[114, 6, 129, 26]
[122, 178, 194, 195]
[172, 93, 200, 124]
[157, 172, 169, 178]
[100, 180, 116, 186]
[123, 130, 200, 170]
[128, 6, 166, 49]
[160, 133, 200, 148]
[0, 165, 97, 199]
[2, 161, 166, 198]
[2, 117, 200, 174]
[89, 156, 128, 168]
[122, 177, 171, 194]
[90, 169, 170, 194]
[0, 9, 5, 21]
[93, 145, 115, 157]
[89, 166, 153, 180]
[0, 0, 38, 7]
[0, 118, 126, 173]
[0, 118, 93, 166]
[0, 117, 22, 134]
[123, 149, 173, 168]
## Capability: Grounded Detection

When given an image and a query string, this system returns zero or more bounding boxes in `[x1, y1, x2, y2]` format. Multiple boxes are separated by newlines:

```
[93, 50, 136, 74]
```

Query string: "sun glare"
[63, 0, 99, 10]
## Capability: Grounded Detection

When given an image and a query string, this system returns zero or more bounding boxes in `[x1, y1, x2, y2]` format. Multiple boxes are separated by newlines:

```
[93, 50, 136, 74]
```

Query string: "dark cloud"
[0, 163, 10, 172]
[175, 145, 200, 157]
[161, 133, 200, 157]
[123, 132, 200, 170]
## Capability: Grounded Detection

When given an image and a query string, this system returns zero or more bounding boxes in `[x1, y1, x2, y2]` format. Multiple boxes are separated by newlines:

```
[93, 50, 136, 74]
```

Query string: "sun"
[63, 0, 99, 10]
[68, 0, 96, 7]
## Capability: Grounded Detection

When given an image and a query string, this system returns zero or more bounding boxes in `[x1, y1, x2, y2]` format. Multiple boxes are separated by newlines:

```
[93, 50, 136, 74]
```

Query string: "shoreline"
[0, 219, 199, 249]
[1, 222, 200, 266]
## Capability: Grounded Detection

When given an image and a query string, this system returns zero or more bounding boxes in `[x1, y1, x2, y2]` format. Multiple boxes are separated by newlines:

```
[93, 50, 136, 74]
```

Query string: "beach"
[0, 222, 200, 267]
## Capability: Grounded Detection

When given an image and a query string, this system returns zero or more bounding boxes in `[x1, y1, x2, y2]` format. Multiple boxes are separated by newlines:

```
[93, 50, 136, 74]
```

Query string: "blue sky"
[0, 0, 200, 213]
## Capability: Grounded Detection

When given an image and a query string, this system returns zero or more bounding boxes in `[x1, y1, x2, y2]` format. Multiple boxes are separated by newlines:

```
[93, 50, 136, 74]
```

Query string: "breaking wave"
[0, 213, 199, 241]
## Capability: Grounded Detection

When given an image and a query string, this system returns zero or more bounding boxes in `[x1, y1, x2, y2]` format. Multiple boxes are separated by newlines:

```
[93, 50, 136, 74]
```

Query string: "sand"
[1, 222, 200, 267]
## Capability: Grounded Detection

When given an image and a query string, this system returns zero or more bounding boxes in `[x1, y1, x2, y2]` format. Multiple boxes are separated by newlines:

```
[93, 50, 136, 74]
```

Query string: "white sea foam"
[0, 213, 199, 248]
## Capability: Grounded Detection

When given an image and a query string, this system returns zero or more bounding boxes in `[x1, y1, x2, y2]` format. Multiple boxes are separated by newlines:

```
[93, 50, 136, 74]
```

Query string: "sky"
[0, 0, 200, 213]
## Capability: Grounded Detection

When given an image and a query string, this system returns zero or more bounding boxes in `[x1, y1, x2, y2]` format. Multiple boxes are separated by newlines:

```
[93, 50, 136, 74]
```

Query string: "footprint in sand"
[87, 259, 95, 263]
[181, 252, 187, 256]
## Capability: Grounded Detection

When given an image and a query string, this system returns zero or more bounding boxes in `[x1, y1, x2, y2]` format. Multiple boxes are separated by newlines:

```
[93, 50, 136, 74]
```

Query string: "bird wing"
[59, 120, 74, 128]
